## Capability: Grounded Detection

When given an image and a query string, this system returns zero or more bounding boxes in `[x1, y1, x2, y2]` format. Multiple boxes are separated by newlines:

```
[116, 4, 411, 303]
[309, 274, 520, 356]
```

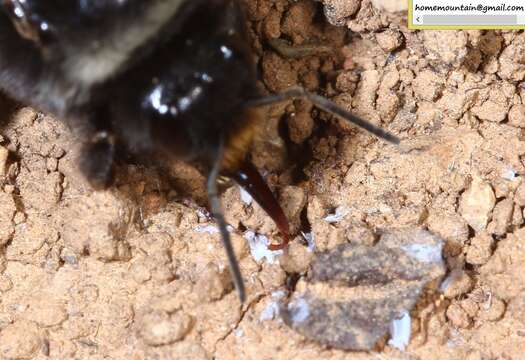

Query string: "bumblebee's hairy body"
[0, 0, 398, 302]
[0, 0, 258, 167]
[0, 0, 281, 302]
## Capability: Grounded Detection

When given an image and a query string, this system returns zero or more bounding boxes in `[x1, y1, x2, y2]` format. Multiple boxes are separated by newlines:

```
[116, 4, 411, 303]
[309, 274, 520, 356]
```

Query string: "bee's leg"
[268, 38, 333, 59]
[231, 160, 290, 251]
[208, 141, 246, 303]
[79, 130, 116, 190]
[246, 87, 400, 145]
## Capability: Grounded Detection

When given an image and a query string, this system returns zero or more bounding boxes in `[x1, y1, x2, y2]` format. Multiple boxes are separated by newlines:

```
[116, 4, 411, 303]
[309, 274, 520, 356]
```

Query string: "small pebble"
[280, 241, 314, 273]
[427, 212, 469, 248]
[0, 320, 41, 359]
[196, 264, 232, 302]
[459, 298, 479, 318]
[26, 301, 68, 327]
[480, 297, 506, 321]
[321, 0, 360, 26]
[471, 100, 508, 123]
[459, 177, 496, 232]
[0, 274, 13, 292]
[281, 229, 445, 351]
[446, 302, 471, 328]
[508, 104, 525, 128]
[441, 269, 474, 298]
[375, 29, 403, 52]
[487, 198, 513, 236]
[413, 70, 444, 101]
[139, 311, 192, 346]
[466, 232, 494, 265]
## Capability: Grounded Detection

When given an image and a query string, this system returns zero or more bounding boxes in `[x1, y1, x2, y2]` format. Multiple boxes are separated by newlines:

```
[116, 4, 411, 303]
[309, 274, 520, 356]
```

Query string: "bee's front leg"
[79, 126, 116, 190]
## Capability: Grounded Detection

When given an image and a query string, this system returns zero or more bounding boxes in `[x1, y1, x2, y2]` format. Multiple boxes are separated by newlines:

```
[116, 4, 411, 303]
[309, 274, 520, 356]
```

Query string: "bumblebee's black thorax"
[102, 0, 260, 169]
[1, 0, 260, 171]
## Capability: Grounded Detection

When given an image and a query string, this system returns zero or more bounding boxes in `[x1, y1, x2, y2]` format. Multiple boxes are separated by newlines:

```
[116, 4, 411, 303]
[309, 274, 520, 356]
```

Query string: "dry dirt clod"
[281, 229, 446, 350]
[479, 297, 506, 322]
[0, 191, 16, 246]
[508, 104, 525, 128]
[413, 70, 445, 102]
[287, 101, 314, 144]
[466, 232, 494, 265]
[375, 29, 404, 52]
[471, 100, 509, 123]
[320, 0, 360, 26]
[0, 274, 13, 292]
[459, 176, 496, 232]
[24, 298, 68, 328]
[0, 320, 42, 359]
[487, 198, 514, 236]
[195, 263, 233, 302]
[427, 211, 469, 251]
[497, 33, 525, 81]
[446, 302, 472, 329]
[17, 168, 63, 213]
[6, 215, 59, 265]
[138, 310, 193, 347]
[422, 31, 468, 68]
[441, 269, 474, 299]
[514, 180, 525, 206]
[279, 240, 314, 273]
[279, 185, 306, 233]
[261, 52, 298, 92]
[59, 191, 133, 261]
[371, 0, 407, 12]
[459, 298, 479, 318]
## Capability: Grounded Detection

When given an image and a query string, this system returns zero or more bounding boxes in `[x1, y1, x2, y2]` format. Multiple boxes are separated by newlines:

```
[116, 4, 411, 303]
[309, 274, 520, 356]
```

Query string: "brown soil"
[1, 0, 525, 359]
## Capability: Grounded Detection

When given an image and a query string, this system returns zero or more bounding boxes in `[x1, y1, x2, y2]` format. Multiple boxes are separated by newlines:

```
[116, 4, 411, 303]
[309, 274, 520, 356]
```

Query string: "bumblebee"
[0, 0, 398, 302]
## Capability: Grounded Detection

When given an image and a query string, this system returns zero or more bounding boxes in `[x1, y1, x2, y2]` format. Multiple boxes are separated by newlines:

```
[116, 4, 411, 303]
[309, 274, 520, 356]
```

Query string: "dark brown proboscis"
[232, 161, 291, 251]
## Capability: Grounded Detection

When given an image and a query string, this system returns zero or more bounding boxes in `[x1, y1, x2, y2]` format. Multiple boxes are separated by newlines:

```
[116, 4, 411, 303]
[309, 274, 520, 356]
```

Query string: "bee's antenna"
[246, 87, 400, 145]
[207, 140, 246, 303]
